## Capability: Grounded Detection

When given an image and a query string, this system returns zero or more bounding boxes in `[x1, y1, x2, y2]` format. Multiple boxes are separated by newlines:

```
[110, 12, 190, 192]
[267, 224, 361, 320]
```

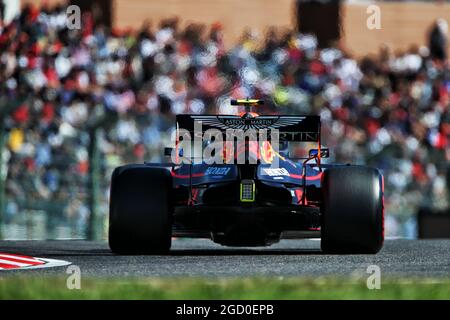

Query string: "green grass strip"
[0, 276, 449, 300]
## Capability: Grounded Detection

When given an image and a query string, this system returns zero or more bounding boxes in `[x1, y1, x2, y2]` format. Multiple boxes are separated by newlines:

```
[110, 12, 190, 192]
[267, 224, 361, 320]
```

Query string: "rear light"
[240, 179, 255, 202]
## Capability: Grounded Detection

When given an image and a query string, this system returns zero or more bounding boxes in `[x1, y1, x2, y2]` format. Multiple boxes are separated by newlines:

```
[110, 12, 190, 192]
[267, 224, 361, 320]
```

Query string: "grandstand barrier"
[418, 207, 450, 239]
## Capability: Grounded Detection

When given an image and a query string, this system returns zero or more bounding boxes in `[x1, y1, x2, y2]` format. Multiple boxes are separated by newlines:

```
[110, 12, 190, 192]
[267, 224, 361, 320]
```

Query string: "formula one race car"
[108, 99, 384, 254]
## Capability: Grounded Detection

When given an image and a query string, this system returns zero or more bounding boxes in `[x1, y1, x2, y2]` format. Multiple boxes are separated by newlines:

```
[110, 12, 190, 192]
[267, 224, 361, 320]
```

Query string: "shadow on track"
[167, 248, 323, 256]
[0, 240, 324, 257]
[28, 248, 324, 257]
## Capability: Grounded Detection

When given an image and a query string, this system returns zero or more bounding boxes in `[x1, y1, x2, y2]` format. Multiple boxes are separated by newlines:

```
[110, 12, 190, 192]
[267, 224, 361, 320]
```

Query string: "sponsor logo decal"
[190, 115, 305, 131]
[260, 141, 274, 164]
[0, 253, 71, 270]
[262, 168, 290, 177]
[205, 167, 231, 175]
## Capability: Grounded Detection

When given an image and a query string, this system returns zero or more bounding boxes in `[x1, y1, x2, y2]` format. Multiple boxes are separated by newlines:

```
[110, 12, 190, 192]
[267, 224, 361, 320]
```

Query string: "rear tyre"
[321, 166, 384, 254]
[108, 164, 172, 254]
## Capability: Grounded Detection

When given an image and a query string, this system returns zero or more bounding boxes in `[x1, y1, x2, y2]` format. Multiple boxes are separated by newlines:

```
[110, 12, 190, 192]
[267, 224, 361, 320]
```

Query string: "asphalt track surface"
[0, 239, 449, 277]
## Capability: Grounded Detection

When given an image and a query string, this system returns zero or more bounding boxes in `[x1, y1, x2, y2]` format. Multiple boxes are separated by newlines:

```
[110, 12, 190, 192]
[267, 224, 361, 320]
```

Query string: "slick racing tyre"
[321, 166, 384, 254]
[109, 164, 172, 254]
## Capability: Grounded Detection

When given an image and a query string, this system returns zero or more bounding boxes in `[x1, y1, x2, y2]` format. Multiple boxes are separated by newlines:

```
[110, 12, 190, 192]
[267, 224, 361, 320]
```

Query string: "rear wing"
[176, 115, 320, 142]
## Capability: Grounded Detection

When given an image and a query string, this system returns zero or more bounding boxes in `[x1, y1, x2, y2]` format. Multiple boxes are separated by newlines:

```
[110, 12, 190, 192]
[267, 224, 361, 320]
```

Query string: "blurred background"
[0, 0, 449, 240]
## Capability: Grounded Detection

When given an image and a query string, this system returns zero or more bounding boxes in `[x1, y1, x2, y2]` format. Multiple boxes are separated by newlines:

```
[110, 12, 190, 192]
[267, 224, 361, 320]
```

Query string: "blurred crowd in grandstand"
[0, 3, 449, 238]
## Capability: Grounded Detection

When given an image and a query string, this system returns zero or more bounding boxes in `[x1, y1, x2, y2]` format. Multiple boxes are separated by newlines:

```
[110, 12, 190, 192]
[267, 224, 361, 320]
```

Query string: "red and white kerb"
[0, 253, 71, 270]
[0, 253, 46, 269]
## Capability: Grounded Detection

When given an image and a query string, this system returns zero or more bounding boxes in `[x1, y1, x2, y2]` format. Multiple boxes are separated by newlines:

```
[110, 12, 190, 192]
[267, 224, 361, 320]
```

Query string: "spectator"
[428, 18, 448, 61]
